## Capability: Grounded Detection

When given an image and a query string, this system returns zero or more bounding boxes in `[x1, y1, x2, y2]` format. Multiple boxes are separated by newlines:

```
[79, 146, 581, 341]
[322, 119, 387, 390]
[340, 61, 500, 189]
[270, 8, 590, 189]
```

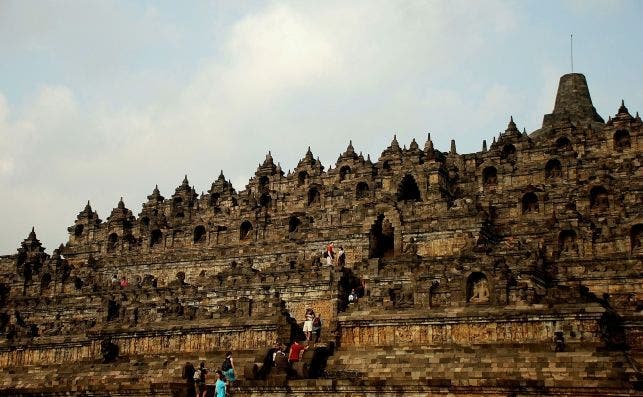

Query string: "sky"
[0, 0, 642, 254]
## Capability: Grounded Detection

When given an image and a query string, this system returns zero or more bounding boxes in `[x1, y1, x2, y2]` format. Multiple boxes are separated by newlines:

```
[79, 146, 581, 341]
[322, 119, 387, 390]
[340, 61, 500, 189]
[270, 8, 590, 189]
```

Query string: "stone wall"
[0, 73, 641, 395]
[338, 307, 605, 348]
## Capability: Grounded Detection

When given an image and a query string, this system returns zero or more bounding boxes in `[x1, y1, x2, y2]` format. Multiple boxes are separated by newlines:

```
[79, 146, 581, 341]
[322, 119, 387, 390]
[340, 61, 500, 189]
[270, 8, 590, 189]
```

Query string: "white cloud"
[0, 1, 542, 252]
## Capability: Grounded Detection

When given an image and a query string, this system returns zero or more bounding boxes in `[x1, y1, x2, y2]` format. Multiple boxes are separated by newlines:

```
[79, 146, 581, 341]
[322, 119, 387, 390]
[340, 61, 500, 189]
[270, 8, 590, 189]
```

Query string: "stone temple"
[0, 73, 641, 396]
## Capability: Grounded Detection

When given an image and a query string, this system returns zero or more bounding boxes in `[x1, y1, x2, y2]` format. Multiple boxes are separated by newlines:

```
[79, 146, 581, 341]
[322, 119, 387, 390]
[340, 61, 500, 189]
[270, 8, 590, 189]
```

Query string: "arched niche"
[173, 197, 184, 218]
[307, 186, 321, 206]
[258, 175, 269, 190]
[339, 165, 351, 181]
[614, 129, 631, 151]
[501, 143, 517, 163]
[369, 214, 395, 258]
[556, 136, 573, 151]
[297, 171, 308, 186]
[288, 216, 301, 233]
[74, 224, 84, 237]
[428, 280, 440, 308]
[107, 233, 118, 252]
[240, 220, 253, 241]
[140, 216, 150, 227]
[466, 272, 489, 304]
[397, 174, 421, 202]
[259, 193, 272, 208]
[521, 192, 539, 214]
[482, 166, 498, 188]
[209, 193, 220, 207]
[40, 273, 52, 290]
[589, 186, 609, 211]
[356, 181, 370, 199]
[558, 229, 578, 254]
[545, 158, 562, 179]
[631, 224, 643, 253]
[193, 225, 206, 244]
[150, 229, 163, 247]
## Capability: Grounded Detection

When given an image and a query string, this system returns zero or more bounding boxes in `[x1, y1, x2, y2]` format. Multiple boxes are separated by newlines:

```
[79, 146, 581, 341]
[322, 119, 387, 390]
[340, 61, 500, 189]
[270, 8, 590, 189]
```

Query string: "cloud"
[1, 1, 534, 252]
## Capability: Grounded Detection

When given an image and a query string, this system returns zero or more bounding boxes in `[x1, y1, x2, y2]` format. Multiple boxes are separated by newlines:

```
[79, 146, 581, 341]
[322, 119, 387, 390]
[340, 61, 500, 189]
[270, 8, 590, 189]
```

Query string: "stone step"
[325, 345, 632, 389]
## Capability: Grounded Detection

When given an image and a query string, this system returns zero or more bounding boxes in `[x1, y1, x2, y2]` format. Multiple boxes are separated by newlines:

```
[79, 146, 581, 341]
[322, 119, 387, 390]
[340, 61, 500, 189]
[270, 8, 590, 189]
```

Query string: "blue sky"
[0, 0, 641, 253]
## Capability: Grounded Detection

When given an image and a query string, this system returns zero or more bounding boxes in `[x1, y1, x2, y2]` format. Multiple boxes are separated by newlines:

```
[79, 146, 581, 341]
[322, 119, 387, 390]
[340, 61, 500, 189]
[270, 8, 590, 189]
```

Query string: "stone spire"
[19, 226, 45, 254]
[346, 140, 355, 155]
[175, 175, 192, 195]
[305, 146, 314, 161]
[501, 116, 521, 139]
[390, 134, 400, 150]
[76, 200, 94, 219]
[482, 140, 487, 152]
[542, 73, 604, 128]
[337, 140, 358, 163]
[209, 170, 235, 196]
[255, 150, 282, 176]
[507, 116, 518, 132]
[298, 146, 316, 167]
[450, 139, 457, 155]
[109, 197, 133, 224]
[424, 133, 433, 152]
[263, 151, 274, 166]
[72, 200, 101, 231]
[147, 185, 164, 202]
[28, 226, 37, 241]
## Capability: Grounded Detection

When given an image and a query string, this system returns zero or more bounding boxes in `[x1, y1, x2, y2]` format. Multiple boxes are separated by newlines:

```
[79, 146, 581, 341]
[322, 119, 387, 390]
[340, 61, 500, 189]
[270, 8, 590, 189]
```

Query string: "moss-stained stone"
[0, 73, 641, 395]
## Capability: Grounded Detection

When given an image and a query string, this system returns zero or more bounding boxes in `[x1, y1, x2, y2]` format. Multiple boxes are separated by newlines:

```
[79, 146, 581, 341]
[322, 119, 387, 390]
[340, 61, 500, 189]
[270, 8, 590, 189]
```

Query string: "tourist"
[119, 276, 129, 288]
[196, 361, 208, 397]
[326, 242, 335, 265]
[111, 274, 118, 286]
[553, 331, 565, 352]
[337, 246, 345, 266]
[312, 314, 322, 343]
[214, 370, 226, 397]
[303, 307, 315, 341]
[273, 343, 286, 365]
[221, 351, 236, 385]
[348, 289, 358, 304]
[182, 362, 196, 397]
[326, 242, 334, 258]
[288, 339, 307, 364]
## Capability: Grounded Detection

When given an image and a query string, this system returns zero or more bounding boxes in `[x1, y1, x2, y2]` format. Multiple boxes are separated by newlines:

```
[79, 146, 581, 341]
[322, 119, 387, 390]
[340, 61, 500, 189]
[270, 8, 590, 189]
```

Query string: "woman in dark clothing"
[196, 361, 208, 397]
[182, 362, 196, 397]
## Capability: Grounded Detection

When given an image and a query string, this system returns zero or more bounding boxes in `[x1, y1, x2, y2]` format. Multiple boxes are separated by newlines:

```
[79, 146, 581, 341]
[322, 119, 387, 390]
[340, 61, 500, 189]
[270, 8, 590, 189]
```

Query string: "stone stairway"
[2, 343, 639, 395]
[324, 344, 636, 391]
[0, 350, 262, 394]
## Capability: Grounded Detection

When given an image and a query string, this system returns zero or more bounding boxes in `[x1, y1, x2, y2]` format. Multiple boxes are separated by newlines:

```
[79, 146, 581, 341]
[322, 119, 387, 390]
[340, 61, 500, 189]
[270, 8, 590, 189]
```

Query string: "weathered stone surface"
[0, 73, 641, 396]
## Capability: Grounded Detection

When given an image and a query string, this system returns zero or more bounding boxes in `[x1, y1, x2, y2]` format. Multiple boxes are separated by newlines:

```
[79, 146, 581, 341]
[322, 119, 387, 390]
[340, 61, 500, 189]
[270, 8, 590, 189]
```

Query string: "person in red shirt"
[288, 340, 307, 363]
[326, 242, 334, 262]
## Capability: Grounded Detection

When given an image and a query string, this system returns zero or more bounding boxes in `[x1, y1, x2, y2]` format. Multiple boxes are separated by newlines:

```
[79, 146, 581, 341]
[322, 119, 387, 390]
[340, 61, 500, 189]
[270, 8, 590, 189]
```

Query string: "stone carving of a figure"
[469, 277, 489, 303]
[403, 237, 418, 255]
[561, 233, 577, 254]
